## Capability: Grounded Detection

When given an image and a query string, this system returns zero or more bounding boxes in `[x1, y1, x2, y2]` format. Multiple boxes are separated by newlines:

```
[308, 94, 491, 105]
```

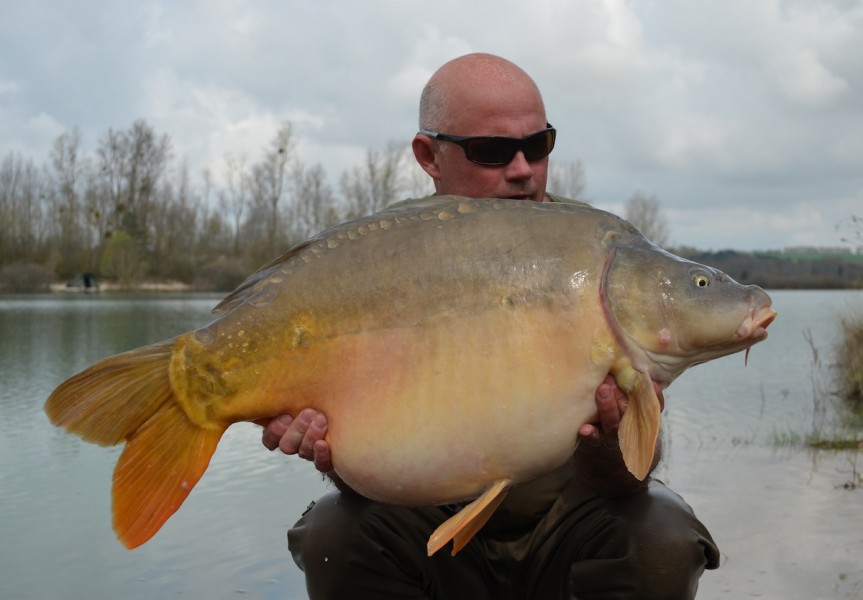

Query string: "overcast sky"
[2, 0, 861, 251]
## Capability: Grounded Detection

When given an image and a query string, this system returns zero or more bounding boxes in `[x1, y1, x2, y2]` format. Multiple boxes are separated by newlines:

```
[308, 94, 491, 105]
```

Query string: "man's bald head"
[419, 53, 546, 133]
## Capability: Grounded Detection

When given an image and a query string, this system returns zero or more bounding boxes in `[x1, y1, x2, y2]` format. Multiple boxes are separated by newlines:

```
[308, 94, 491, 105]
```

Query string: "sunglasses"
[418, 124, 556, 166]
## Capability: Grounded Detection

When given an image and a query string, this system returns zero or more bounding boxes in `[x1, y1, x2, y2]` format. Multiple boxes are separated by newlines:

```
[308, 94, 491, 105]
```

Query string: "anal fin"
[426, 479, 511, 557]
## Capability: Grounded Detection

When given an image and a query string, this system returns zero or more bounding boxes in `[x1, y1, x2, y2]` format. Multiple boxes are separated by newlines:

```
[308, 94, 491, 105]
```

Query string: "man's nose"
[504, 150, 535, 179]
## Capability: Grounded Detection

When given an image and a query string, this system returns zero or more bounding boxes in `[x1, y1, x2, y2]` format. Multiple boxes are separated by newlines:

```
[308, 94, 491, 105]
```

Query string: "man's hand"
[577, 375, 665, 440]
[261, 409, 333, 473]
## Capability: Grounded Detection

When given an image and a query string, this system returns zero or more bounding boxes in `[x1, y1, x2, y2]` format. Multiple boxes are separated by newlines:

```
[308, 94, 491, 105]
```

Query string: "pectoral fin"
[616, 369, 661, 480]
[426, 478, 511, 557]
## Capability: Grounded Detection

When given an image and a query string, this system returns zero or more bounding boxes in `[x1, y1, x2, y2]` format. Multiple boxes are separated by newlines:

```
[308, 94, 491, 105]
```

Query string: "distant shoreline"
[48, 278, 862, 294]
[50, 281, 195, 294]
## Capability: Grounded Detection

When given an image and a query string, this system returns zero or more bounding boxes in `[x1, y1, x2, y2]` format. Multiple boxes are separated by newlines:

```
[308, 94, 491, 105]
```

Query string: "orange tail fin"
[44, 340, 225, 549]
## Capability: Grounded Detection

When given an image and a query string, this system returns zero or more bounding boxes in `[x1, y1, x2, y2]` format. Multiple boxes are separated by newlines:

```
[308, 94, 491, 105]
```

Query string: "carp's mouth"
[739, 303, 776, 365]
[735, 303, 777, 342]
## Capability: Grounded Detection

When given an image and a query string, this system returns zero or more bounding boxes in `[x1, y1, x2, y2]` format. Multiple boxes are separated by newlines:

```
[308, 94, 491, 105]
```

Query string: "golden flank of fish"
[45, 196, 776, 556]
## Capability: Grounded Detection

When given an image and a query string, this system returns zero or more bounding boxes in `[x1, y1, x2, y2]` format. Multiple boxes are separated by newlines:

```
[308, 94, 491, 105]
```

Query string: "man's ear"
[412, 135, 441, 180]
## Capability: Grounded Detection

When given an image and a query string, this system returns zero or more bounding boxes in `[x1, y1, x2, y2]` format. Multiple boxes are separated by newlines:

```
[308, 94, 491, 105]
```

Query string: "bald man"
[263, 53, 719, 599]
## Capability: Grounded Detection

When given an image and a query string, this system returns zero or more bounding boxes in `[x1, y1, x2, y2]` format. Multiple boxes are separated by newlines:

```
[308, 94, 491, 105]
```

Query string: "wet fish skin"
[44, 195, 776, 555]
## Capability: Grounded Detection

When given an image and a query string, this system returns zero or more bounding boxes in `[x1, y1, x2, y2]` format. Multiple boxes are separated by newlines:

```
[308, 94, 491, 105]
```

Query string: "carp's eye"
[693, 273, 710, 288]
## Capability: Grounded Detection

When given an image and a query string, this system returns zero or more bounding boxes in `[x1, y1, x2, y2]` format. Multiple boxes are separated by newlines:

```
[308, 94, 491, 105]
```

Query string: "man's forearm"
[571, 430, 663, 497]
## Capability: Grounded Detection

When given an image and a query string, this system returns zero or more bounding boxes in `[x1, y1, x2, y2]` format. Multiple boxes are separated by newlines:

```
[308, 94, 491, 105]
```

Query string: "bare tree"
[0, 152, 49, 264]
[624, 190, 670, 248]
[81, 166, 110, 254]
[196, 166, 233, 266]
[290, 162, 340, 241]
[126, 120, 172, 240]
[340, 141, 406, 218]
[94, 120, 171, 243]
[95, 127, 127, 234]
[220, 153, 249, 254]
[548, 160, 588, 202]
[0, 152, 25, 262]
[246, 122, 295, 260]
[50, 128, 89, 275]
[150, 162, 199, 280]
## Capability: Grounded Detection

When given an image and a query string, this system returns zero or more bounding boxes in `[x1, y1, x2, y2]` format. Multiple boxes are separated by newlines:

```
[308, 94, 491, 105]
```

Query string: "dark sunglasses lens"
[464, 138, 518, 165]
[463, 130, 556, 165]
[522, 129, 556, 161]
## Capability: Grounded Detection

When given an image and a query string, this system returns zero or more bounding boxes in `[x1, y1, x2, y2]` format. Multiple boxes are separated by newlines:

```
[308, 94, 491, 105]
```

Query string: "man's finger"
[278, 408, 316, 455]
[312, 439, 334, 473]
[298, 412, 328, 459]
[578, 422, 600, 440]
[262, 414, 293, 451]
[596, 384, 623, 432]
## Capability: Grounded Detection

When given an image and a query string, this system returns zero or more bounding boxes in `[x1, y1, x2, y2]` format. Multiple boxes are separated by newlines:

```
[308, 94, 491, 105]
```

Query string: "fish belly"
[310, 305, 608, 505]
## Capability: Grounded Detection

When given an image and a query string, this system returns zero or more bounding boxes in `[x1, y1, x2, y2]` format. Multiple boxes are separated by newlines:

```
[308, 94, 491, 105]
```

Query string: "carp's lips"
[737, 304, 777, 342]
[742, 305, 777, 364]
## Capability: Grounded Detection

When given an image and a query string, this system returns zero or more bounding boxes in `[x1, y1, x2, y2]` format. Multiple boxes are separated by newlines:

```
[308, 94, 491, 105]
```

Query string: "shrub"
[195, 256, 249, 292]
[835, 309, 863, 404]
[0, 263, 54, 292]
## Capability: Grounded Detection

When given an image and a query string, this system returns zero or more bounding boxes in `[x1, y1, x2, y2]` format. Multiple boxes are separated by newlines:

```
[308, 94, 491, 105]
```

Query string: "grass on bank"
[769, 315, 863, 490]
[771, 430, 863, 451]
[772, 313, 863, 452]
[835, 310, 863, 405]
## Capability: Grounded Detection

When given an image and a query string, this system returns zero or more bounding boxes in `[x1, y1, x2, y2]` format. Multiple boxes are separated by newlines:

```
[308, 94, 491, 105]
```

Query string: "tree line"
[0, 119, 600, 292]
[5, 116, 859, 292]
[0, 120, 433, 291]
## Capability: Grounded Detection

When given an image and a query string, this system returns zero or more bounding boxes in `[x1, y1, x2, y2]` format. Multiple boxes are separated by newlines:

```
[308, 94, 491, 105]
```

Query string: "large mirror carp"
[45, 195, 776, 555]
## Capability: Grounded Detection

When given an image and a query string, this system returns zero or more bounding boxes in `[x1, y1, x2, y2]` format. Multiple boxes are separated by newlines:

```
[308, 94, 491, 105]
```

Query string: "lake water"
[1, 290, 861, 599]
